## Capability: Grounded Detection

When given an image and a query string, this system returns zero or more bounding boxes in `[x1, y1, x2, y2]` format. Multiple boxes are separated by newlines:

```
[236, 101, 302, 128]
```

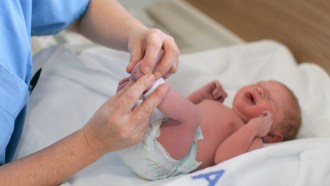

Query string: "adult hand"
[71, 1, 179, 79]
[126, 28, 180, 79]
[81, 74, 170, 156]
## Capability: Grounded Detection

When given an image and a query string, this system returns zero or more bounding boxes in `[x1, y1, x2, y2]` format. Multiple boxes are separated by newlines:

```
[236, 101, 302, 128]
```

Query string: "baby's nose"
[256, 87, 265, 98]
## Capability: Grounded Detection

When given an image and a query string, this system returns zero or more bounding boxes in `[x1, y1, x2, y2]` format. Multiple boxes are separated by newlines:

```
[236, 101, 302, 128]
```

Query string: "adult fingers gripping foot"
[138, 29, 163, 76]
[130, 82, 170, 142]
[82, 74, 165, 156]
[141, 29, 179, 79]
[153, 35, 180, 79]
[116, 77, 131, 93]
[126, 29, 162, 74]
[127, 28, 179, 80]
[126, 29, 146, 73]
[114, 76, 170, 147]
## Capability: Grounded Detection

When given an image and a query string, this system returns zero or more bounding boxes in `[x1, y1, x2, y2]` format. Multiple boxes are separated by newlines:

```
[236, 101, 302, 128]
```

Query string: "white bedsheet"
[14, 40, 330, 186]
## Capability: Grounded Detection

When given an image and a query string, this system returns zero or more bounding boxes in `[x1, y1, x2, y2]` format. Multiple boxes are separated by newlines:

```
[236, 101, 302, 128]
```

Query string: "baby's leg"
[156, 88, 202, 160]
[158, 118, 201, 160]
[130, 70, 201, 160]
[129, 52, 202, 160]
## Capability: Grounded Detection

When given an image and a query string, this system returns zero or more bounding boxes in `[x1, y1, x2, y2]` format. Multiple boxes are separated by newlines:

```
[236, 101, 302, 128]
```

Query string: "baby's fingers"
[212, 89, 227, 103]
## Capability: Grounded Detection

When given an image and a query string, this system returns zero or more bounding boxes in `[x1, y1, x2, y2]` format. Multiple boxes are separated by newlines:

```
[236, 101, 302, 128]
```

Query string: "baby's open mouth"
[245, 92, 256, 105]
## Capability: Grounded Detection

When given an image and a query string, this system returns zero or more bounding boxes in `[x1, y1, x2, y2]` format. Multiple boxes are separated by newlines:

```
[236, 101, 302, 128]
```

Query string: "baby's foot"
[116, 77, 130, 93]
[131, 62, 144, 81]
[130, 49, 165, 95]
[131, 61, 156, 94]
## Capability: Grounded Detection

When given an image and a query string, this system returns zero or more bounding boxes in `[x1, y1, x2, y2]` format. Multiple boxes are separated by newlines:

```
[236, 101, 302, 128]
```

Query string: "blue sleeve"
[31, 0, 90, 36]
[0, 65, 28, 164]
[0, 109, 15, 165]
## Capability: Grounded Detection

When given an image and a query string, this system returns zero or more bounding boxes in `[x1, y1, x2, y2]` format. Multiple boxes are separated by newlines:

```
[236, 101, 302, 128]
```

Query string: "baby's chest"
[199, 102, 243, 139]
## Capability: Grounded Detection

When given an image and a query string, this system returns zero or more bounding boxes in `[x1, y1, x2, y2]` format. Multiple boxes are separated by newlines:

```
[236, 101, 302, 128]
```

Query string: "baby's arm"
[214, 112, 272, 164]
[248, 138, 264, 151]
[188, 80, 227, 104]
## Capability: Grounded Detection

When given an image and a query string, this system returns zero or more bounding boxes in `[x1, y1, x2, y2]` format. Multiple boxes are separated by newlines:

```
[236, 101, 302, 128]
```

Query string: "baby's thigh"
[158, 119, 198, 160]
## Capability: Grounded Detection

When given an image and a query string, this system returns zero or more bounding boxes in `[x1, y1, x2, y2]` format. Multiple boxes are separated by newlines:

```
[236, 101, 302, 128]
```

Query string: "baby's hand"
[249, 111, 273, 137]
[212, 81, 227, 103]
[202, 80, 227, 103]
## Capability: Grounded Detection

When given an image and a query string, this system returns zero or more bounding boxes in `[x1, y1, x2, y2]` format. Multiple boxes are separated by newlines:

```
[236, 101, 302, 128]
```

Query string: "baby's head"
[233, 80, 301, 142]
[275, 84, 301, 141]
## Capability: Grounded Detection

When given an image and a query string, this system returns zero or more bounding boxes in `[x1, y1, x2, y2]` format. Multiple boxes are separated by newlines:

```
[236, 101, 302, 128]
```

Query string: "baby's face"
[232, 81, 291, 130]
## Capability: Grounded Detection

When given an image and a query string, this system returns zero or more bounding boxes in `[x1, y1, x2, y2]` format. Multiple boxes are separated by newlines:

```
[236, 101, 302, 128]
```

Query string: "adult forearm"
[0, 130, 101, 186]
[70, 0, 146, 51]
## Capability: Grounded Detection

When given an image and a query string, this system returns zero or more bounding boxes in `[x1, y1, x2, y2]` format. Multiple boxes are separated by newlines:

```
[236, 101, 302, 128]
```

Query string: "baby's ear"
[263, 131, 283, 143]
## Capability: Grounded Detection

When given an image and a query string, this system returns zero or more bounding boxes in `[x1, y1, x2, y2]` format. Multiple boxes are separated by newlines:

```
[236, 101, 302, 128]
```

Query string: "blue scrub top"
[0, 0, 90, 164]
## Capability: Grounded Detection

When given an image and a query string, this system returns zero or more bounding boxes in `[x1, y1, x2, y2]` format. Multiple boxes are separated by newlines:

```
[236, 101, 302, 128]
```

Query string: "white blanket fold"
[166, 138, 330, 186]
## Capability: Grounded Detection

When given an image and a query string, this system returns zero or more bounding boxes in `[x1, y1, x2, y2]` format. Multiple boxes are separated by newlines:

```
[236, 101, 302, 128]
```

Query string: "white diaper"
[118, 109, 203, 180]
